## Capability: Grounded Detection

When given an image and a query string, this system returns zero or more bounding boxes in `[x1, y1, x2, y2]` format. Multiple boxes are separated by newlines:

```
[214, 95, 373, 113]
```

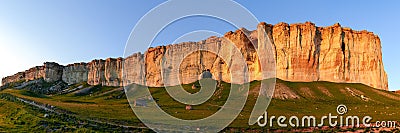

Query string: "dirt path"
[99, 87, 123, 96]
[15, 95, 147, 130]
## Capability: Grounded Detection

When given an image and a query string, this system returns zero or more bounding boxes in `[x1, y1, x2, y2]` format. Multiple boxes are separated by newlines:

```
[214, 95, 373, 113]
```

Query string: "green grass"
[0, 95, 40, 131]
[1, 79, 399, 132]
[0, 94, 102, 132]
[19, 90, 49, 98]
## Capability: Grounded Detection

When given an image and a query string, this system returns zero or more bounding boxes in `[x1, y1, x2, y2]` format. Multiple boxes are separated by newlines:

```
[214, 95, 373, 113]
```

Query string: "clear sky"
[0, 0, 399, 90]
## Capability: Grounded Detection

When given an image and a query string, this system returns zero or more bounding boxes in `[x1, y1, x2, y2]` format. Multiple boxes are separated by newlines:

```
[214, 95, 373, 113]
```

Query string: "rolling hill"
[0, 79, 399, 132]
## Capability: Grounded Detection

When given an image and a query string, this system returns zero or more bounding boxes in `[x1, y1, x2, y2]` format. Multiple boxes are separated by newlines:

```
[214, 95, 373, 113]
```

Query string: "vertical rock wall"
[1, 62, 64, 84]
[123, 53, 145, 86]
[43, 62, 64, 82]
[140, 22, 387, 90]
[87, 59, 105, 86]
[258, 22, 388, 90]
[1, 22, 388, 90]
[62, 63, 88, 85]
[103, 58, 123, 86]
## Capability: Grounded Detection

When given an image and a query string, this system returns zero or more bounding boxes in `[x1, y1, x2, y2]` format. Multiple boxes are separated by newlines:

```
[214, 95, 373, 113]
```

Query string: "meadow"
[0, 79, 399, 132]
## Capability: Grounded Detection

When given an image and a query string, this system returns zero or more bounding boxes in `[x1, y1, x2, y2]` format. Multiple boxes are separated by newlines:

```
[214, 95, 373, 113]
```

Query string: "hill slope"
[0, 79, 399, 132]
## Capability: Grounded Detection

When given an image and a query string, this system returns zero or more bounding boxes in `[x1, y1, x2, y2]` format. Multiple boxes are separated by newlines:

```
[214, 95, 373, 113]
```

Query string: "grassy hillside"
[0, 79, 399, 132]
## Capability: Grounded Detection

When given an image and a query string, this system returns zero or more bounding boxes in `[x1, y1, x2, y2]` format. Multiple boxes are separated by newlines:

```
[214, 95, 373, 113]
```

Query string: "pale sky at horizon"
[0, 0, 399, 90]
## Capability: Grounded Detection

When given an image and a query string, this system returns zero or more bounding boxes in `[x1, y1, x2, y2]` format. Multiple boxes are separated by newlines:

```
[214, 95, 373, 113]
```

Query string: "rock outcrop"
[123, 53, 145, 86]
[2, 62, 64, 84]
[1, 22, 388, 90]
[62, 63, 88, 85]
[260, 22, 388, 90]
[104, 58, 123, 86]
[86, 58, 124, 86]
[42, 62, 64, 83]
[87, 59, 106, 86]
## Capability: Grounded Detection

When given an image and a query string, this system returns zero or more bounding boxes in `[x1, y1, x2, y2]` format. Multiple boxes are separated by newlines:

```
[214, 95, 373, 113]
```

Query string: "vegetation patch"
[0, 79, 399, 132]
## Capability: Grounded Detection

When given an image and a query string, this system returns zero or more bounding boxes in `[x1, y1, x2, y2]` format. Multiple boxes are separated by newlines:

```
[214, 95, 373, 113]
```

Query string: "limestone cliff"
[123, 53, 145, 86]
[1, 22, 388, 90]
[2, 62, 63, 84]
[86, 58, 124, 86]
[140, 22, 387, 90]
[259, 22, 388, 90]
[62, 63, 88, 85]
[103, 58, 123, 86]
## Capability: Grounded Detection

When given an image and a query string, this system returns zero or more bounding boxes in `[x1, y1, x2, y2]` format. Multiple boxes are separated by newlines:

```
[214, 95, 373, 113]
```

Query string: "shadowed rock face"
[1, 22, 388, 90]
[62, 63, 88, 85]
[2, 62, 64, 84]
[87, 58, 124, 86]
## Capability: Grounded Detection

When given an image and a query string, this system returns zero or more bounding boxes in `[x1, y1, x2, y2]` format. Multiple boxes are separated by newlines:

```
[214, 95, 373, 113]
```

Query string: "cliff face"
[86, 58, 124, 86]
[260, 22, 387, 90]
[43, 62, 64, 83]
[1, 62, 63, 84]
[123, 53, 145, 85]
[1, 22, 388, 90]
[2, 72, 25, 84]
[103, 58, 123, 86]
[62, 63, 88, 85]
[256, 22, 387, 90]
